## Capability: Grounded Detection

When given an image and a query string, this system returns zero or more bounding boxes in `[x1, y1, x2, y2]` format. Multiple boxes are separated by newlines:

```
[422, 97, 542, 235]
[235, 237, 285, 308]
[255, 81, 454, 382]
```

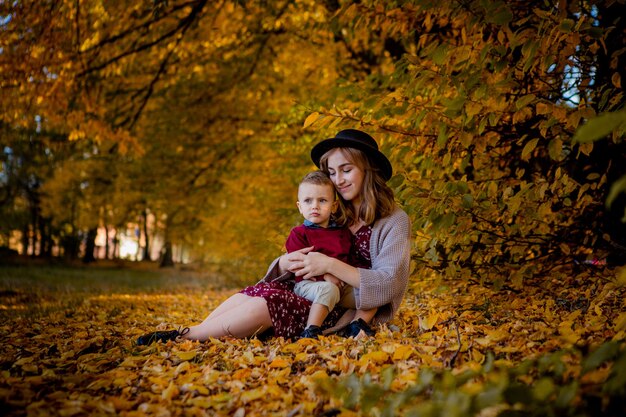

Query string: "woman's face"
[326, 148, 365, 204]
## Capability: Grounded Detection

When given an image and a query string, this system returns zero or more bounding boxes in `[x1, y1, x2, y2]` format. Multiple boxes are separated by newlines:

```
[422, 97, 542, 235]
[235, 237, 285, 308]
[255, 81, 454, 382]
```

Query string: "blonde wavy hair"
[319, 147, 395, 227]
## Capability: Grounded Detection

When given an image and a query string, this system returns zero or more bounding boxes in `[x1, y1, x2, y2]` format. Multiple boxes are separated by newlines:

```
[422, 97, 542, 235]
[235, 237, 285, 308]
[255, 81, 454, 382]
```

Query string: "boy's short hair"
[300, 170, 334, 189]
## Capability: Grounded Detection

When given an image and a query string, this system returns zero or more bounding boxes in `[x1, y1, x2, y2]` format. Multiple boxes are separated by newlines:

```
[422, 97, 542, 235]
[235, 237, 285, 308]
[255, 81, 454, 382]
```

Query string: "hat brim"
[311, 138, 393, 181]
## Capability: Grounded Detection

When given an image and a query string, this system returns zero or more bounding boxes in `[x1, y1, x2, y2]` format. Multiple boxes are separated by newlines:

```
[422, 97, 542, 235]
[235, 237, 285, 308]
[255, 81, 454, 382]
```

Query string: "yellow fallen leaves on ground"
[0, 264, 624, 416]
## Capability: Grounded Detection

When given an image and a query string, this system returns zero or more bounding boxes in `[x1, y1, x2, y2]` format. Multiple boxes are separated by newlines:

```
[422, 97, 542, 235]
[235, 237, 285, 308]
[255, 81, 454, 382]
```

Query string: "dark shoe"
[136, 327, 190, 346]
[298, 325, 323, 340]
[341, 319, 375, 338]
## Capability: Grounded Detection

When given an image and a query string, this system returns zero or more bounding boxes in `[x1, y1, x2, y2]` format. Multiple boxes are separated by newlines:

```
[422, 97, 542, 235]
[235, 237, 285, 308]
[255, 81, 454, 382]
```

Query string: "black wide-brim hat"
[311, 129, 393, 181]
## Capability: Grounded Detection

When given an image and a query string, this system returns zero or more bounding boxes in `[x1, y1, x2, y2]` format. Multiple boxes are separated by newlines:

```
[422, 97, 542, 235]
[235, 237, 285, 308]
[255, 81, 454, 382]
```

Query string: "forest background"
[1, 0, 626, 416]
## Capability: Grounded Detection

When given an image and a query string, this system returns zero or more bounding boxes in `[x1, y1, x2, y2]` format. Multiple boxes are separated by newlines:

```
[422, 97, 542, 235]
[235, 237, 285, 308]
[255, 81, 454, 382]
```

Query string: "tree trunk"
[104, 226, 110, 260]
[62, 233, 80, 260]
[159, 240, 174, 268]
[112, 232, 119, 259]
[30, 203, 38, 257]
[63, 202, 79, 260]
[160, 219, 174, 267]
[39, 217, 52, 257]
[21, 224, 29, 255]
[142, 209, 151, 261]
[83, 228, 97, 263]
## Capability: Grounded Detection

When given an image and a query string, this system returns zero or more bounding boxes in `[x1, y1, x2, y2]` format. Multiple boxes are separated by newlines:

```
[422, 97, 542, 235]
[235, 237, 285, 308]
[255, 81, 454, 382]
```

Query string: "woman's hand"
[279, 246, 314, 274]
[292, 251, 334, 280]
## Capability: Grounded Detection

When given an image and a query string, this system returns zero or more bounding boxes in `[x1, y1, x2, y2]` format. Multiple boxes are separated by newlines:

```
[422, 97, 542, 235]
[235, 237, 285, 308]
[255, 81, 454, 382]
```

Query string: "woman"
[136, 129, 411, 344]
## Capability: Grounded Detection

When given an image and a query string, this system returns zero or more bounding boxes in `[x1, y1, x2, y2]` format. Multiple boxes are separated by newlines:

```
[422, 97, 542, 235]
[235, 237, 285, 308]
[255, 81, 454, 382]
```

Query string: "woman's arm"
[292, 253, 360, 287]
[356, 209, 412, 318]
[326, 258, 360, 287]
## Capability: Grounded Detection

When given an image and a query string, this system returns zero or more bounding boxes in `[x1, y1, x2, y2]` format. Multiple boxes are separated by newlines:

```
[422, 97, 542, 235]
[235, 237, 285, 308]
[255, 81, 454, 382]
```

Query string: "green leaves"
[515, 94, 536, 110]
[521, 138, 539, 160]
[606, 175, 626, 211]
[573, 109, 626, 143]
[573, 109, 626, 216]
[483, 1, 513, 25]
[559, 19, 576, 33]
[320, 341, 626, 416]
[581, 341, 621, 374]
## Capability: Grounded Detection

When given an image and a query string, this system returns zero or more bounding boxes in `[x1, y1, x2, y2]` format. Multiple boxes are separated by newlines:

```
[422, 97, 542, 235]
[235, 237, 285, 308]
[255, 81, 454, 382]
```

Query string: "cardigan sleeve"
[355, 208, 412, 322]
[259, 227, 304, 283]
[258, 256, 294, 283]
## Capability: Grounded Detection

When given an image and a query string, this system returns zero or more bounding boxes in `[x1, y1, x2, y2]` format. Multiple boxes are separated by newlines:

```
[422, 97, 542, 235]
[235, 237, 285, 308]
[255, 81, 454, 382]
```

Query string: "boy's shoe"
[298, 325, 323, 340]
[136, 327, 190, 346]
[341, 319, 375, 338]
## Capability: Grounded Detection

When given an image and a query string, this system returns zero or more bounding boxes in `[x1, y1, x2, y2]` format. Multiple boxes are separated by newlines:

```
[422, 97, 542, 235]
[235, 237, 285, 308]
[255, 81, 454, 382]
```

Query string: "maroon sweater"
[285, 223, 353, 283]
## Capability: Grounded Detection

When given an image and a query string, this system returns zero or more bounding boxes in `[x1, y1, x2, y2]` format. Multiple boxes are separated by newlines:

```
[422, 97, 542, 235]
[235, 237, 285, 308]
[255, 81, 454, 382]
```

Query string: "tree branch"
[77, 0, 208, 78]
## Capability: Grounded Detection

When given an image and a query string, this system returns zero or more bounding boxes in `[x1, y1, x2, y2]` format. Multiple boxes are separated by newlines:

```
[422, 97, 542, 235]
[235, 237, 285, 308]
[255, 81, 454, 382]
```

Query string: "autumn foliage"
[2, 0, 625, 275]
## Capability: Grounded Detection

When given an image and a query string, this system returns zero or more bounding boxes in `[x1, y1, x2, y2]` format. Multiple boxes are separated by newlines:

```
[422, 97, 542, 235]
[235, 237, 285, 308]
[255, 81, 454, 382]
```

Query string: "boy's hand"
[282, 246, 314, 273]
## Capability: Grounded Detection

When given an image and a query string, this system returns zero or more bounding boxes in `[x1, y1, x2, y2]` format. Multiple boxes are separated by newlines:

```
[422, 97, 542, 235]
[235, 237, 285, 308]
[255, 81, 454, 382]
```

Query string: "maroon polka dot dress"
[240, 226, 372, 339]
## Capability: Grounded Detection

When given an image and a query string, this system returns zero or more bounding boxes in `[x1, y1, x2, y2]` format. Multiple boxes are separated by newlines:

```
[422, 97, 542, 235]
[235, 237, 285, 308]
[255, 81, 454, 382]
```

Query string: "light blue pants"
[294, 279, 355, 310]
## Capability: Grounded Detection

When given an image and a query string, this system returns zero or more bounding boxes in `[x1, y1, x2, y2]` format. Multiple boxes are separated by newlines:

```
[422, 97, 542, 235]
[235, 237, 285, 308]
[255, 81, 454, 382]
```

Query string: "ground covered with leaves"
[1, 262, 625, 416]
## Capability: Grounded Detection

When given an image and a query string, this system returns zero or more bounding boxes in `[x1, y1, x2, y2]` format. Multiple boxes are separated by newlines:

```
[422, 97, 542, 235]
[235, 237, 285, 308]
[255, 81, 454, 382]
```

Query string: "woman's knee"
[245, 297, 271, 317]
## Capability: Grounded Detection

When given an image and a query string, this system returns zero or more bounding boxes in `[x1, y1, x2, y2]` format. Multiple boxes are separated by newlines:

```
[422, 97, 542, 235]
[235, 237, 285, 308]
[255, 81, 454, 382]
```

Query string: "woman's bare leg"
[205, 293, 254, 320]
[353, 308, 377, 323]
[184, 296, 272, 341]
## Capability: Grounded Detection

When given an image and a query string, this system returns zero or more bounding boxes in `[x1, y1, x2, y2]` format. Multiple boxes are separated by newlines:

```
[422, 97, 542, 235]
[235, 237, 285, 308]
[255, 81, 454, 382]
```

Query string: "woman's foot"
[136, 327, 190, 345]
[341, 319, 375, 338]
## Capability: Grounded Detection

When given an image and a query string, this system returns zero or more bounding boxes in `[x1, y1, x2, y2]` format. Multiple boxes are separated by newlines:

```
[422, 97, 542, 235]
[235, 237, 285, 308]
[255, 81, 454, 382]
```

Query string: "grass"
[0, 259, 243, 320]
[0, 258, 247, 290]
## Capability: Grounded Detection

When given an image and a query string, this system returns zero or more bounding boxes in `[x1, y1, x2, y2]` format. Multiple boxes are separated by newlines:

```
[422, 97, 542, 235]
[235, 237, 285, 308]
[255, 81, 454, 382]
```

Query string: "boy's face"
[297, 182, 337, 228]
